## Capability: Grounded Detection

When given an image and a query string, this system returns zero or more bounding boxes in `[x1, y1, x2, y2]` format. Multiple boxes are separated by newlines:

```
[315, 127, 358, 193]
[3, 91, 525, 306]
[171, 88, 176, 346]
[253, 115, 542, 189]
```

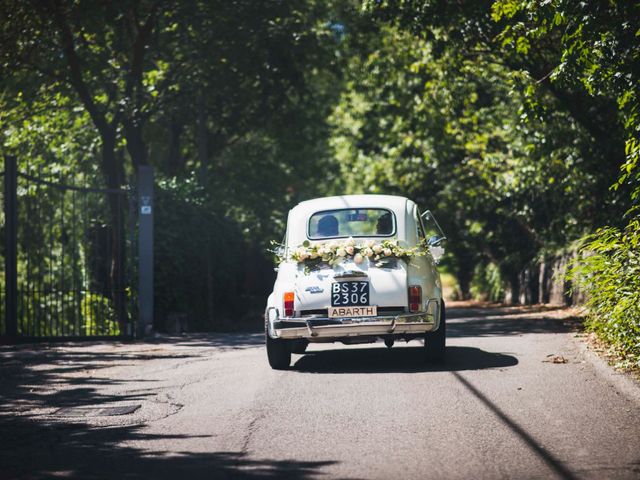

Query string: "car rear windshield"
[308, 208, 396, 240]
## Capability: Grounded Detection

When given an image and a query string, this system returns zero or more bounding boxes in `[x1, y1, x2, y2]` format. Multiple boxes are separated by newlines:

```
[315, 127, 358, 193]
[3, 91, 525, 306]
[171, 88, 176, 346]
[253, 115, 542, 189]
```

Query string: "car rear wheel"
[265, 313, 291, 370]
[266, 335, 291, 370]
[425, 301, 446, 362]
[291, 339, 309, 354]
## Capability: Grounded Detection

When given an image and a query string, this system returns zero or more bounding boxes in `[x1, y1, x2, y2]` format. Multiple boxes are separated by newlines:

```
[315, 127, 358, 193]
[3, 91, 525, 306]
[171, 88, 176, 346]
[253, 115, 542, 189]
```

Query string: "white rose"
[336, 247, 346, 257]
[367, 239, 376, 248]
[354, 253, 364, 264]
[310, 252, 318, 259]
[346, 237, 356, 246]
[317, 247, 325, 256]
[373, 245, 383, 254]
[346, 245, 355, 255]
[383, 248, 392, 257]
[365, 248, 374, 257]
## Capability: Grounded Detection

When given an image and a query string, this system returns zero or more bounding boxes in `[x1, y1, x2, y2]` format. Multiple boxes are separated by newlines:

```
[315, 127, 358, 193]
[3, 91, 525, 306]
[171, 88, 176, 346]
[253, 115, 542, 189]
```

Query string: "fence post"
[4, 156, 18, 337]
[137, 165, 154, 338]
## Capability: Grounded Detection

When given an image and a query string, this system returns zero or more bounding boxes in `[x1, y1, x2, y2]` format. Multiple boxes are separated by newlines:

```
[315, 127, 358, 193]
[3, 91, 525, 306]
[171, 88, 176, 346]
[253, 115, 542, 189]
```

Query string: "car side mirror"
[420, 210, 447, 245]
[427, 235, 444, 246]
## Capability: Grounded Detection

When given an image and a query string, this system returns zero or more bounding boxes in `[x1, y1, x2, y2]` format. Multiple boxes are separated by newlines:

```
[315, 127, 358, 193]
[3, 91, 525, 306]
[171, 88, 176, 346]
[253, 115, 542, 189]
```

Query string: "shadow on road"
[0, 346, 338, 480]
[447, 314, 583, 338]
[292, 345, 517, 374]
[446, 304, 563, 319]
[453, 372, 579, 480]
[0, 418, 337, 479]
[156, 332, 265, 350]
[0, 349, 181, 416]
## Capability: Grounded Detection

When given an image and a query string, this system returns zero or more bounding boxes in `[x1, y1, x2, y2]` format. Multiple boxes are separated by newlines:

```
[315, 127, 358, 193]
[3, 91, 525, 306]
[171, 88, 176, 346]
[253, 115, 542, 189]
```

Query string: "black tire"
[425, 301, 446, 362]
[265, 313, 291, 370]
[290, 339, 309, 354]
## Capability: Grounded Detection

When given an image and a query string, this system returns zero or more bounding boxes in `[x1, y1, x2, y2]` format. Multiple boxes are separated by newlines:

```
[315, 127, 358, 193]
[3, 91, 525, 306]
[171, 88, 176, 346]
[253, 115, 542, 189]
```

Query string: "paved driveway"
[1, 305, 639, 479]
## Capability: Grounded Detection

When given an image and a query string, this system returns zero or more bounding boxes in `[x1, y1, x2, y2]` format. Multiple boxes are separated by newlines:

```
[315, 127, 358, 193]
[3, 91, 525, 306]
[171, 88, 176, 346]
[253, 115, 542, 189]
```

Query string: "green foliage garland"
[287, 237, 424, 271]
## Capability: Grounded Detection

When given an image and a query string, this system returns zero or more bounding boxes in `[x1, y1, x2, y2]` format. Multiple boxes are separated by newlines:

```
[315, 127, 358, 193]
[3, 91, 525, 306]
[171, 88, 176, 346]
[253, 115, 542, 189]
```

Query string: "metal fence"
[1, 157, 139, 339]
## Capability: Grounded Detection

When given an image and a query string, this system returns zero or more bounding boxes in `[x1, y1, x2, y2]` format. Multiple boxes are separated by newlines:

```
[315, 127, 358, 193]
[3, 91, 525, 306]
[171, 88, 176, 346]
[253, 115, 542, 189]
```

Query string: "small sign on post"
[140, 196, 152, 215]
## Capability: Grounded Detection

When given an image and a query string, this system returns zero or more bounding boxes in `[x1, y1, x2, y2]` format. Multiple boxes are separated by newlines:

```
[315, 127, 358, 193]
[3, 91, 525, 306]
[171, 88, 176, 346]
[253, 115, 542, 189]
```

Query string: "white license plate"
[328, 305, 378, 318]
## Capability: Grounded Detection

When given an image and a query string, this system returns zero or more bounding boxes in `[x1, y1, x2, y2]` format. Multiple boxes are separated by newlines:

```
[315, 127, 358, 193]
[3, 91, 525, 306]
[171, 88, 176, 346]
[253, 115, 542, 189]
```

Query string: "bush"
[470, 262, 505, 302]
[569, 213, 640, 368]
[154, 178, 245, 331]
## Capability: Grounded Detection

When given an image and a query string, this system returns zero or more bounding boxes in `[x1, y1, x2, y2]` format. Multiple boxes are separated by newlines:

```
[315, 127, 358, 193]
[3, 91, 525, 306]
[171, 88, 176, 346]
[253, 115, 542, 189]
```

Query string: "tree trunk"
[166, 116, 184, 176]
[197, 98, 209, 184]
[123, 118, 147, 170]
[205, 233, 215, 327]
[195, 99, 215, 325]
[539, 258, 551, 304]
[527, 263, 540, 305]
[101, 135, 128, 332]
[455, 252, 475, 300]
[508, 272, 520, 305]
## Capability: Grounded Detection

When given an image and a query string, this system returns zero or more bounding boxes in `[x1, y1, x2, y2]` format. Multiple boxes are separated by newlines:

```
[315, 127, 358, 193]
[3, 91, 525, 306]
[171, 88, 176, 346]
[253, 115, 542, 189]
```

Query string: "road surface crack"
[241, 411, 266, 453]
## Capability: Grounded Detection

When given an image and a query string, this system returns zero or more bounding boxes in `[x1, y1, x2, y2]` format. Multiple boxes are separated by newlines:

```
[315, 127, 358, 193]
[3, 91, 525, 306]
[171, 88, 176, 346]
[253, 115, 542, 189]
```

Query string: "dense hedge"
[154, 179, 245, 331]
[569, 213, 640, 368]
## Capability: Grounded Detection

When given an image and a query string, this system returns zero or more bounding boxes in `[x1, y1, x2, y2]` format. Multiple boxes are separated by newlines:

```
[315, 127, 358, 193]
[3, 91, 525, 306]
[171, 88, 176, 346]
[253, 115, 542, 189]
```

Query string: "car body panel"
[267, 195, 444, 343]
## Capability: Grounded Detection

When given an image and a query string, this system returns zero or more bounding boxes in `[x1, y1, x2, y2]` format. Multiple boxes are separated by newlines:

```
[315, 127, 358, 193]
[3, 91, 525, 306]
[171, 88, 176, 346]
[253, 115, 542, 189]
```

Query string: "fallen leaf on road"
[543, 355, 568, 364]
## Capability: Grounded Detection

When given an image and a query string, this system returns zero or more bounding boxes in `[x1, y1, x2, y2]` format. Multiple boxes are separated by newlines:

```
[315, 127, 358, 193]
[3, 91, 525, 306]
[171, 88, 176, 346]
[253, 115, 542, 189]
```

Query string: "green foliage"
[2, 0, 639, 340]
[358, 1, 640, 343]
[0, 0, 344, 331]
[154, 177, 245, 330]
[491, 0, 640, 199]
[569, 214, 640, 367]
[0, 164, 129, 336]
[12, 291, 120, 337]
[470, 262, 505, 303]
[1, 88, 101, 177]
[492, 0, 640, 364]
[328, 21, 606, 298]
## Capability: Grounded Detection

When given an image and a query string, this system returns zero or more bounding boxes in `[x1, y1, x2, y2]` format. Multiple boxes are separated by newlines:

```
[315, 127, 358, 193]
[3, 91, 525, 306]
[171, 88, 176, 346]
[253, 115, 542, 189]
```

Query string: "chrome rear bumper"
[267, 301, 440, 340]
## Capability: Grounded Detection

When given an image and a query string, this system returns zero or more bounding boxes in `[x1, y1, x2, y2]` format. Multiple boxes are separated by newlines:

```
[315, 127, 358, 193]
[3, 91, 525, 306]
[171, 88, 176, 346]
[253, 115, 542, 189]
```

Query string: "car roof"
[294, 194, 410, 215]
[287, 195, 418, 246]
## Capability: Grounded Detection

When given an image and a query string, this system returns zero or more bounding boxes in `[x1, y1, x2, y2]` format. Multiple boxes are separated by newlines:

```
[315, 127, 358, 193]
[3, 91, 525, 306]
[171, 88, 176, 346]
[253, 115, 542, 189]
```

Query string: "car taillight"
[284, 291, 295, 317]
[408, 286, 422, 313]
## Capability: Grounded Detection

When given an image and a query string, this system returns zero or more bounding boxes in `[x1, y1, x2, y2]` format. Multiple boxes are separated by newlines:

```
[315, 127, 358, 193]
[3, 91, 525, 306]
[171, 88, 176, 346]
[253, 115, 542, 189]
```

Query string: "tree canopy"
[1, 0, 638, 358]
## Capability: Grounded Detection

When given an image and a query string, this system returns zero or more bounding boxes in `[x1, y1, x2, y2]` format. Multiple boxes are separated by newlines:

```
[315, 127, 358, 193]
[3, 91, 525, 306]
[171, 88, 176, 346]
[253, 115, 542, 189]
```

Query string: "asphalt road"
[1, 305, 639, 479]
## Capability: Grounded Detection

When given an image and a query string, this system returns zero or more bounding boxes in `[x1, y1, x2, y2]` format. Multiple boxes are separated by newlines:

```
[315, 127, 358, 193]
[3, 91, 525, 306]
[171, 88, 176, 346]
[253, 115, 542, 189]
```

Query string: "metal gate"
[1, 157, 138, 339]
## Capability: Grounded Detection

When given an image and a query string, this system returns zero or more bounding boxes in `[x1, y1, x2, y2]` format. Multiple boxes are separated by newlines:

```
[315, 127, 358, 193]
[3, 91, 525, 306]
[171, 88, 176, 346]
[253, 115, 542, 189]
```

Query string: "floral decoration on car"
[285, 237, 424, 269]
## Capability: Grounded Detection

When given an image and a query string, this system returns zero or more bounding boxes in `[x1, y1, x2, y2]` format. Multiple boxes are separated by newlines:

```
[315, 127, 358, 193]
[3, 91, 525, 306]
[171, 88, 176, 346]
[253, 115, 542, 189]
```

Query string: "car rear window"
[308, 208, 396, 240]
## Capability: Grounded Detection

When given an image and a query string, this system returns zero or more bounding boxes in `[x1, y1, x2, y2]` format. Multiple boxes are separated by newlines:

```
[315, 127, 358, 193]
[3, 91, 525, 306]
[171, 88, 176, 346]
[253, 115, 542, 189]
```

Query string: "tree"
[1, 0, 346, 328]
[328, 21, 606, 300]
[349, 0, 638, 300]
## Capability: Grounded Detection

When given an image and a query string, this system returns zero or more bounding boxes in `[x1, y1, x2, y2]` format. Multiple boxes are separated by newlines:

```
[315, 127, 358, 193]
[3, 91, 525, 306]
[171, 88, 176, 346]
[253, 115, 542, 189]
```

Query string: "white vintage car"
[265, 194, 446, 369]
